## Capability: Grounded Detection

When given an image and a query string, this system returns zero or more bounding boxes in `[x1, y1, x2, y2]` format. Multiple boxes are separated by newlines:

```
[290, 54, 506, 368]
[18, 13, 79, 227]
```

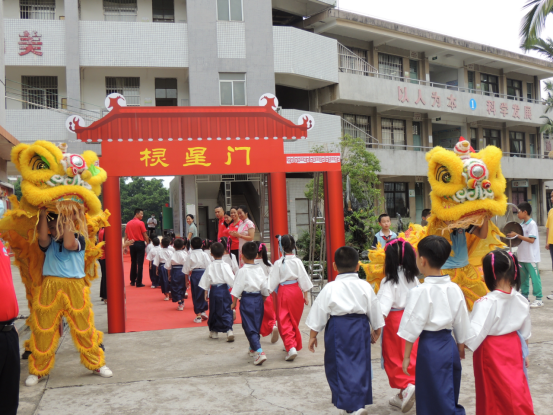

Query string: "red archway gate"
[74, 102, 345, 334]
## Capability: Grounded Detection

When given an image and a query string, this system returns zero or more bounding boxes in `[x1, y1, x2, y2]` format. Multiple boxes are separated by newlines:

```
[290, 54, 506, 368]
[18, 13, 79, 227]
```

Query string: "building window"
[22, 76, 58, 109]
[511, 188, 527, 207]
[468, 71, 475, 91]
[509, 131, 525, 157]
[295, 199, 310, 233]
[529, 133, 537, 158]
[219, 73, 246, 106]
[153, 0, 174, 22]
[384, 182, 409, 218]
[217, 0, 242, 21]
[106, 77, 140, 106]
[20, 0, 55, 20]
[483, 128, 501, 149]
[155, 78, 177, 106]
[103, 0, 137, 22]
[470, 128, 478, 150]
[343, 114, 371, 141]
[480, 73, 499, 97]
[507, 79, 523, 100]
[527, 83, 534, 101]
[409, 60, 418, 84]
[412, 122, 422, 151]
[378, 53, 403, 80]
[381, 118, 406, 148]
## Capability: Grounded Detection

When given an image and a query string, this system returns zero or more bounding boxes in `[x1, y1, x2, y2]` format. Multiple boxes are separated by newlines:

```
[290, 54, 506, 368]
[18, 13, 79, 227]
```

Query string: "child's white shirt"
[168, 246, 175, 252]
[231, 264, 270, 298]
[203, 249, 214, 262]
[254, 258, 272, 277]
[184, 249, 212, 274]
[397, 275, 474, 344]
[166, 250, 188, 271]
[518, 219, 540, 263]
[198, 260, 235, 290]
[377, 267, 421, 317]
[222, 253, 239, 275]
[145, 242, 153, 256]
[306, 273, 385, 333]
[153, 247, 173, 267]
[465, 289, 531, 351]
[146, 246, 161, 262]
[268, 254, 313, 293]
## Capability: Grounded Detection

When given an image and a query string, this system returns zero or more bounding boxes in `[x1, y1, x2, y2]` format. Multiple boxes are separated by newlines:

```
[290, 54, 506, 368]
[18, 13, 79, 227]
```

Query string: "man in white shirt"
[507, 201, 543, 308]
[147, 214, 158, 239]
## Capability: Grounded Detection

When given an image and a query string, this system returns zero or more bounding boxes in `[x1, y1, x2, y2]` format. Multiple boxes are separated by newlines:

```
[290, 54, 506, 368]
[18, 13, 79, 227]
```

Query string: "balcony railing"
[340, 59, 546, 106]
[338, 43, 378, 76]
[341, 118, 378, 145]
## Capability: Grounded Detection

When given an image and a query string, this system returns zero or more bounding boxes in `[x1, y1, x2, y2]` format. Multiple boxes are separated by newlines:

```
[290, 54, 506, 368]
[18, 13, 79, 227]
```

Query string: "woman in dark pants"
[98, 228, 107, 303]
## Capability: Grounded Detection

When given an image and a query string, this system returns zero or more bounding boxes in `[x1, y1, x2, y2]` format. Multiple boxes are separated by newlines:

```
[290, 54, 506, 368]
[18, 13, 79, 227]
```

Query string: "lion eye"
[30, 155, 49, 170]
[436, 166, 451, 183]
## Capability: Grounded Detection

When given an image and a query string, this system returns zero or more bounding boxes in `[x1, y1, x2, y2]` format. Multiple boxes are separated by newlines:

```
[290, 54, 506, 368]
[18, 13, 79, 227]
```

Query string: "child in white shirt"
[166, 238, 188, 311]
[268, 235, 313, 361]
[146, 238, 161, 289]
[377, 238, 420, 413]
[220, 236, 239, 274]
[306, 246, 385, 415]
[256, 242, 278, 344]
[466, 249, 534, 414]
[184, 237, 212, 323]
[398, 235, 474, 415]
[154, 237, 173, 301]
[231, 242, 270, 366]
[199, 242, 235, 342]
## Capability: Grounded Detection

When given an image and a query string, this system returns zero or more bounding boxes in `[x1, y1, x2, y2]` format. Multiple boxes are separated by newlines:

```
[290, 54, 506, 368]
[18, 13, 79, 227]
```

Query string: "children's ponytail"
[384, 238, 418, 284]
[219, 236, 231, 254]
[256, 241, 272, 267]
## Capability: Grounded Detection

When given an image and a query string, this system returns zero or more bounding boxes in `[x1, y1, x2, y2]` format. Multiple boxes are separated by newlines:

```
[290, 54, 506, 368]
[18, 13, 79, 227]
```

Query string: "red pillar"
[103, 176, 126, 333]
[269, 172, 288, 263]
[324, 170, 345, 282]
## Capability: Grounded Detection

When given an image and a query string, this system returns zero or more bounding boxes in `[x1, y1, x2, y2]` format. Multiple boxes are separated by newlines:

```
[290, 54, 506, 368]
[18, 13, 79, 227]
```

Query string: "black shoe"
[21, 350, 31, 360]
[99, 343, 105, 351]
[130, 282, 136, 286]
[136, 284, 145, 287]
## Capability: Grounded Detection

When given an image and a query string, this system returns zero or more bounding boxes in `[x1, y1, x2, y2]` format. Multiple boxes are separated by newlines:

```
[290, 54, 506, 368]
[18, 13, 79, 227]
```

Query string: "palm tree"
[520, 0, 553, 49]
[525, 36, 553, 59]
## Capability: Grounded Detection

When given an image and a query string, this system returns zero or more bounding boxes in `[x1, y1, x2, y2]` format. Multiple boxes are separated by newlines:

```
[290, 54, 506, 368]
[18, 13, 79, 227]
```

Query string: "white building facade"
[3, 0, 553, 238]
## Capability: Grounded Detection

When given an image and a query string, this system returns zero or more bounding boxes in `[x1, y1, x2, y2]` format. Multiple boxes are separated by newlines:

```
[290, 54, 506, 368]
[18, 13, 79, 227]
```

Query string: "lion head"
[11, 140, 107, 216]
[426, 137, 507, 227]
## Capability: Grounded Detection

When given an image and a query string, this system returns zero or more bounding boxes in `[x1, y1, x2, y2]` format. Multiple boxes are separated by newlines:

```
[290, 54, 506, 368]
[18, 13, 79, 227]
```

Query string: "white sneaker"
[164, 296, 170, 301]
[227, 330, 235, 342]
[254, 352, 267, 366]
[209, 331, 218, 339]
[151, 285, 156, 289]
[285, 347, 298, 361]
[93, 365, 113, 378]
[25, 374, 45, 387]
[547, 294, 553, 300]
[177, 304, 184, 311]
[201, 312, 208, 321]
[248, 349, 256, 357]
[184, 292, 188, 299]
[530, 300, 544, 308]
[389, 394, 402, 409]
[271, 325, 279, 343]
[193, 316, 202, 323]
[401, 384, 416, 413]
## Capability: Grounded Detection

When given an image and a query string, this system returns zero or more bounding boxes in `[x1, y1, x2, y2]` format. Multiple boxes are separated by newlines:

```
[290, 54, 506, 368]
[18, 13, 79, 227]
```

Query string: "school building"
[2, 0, 553, 239]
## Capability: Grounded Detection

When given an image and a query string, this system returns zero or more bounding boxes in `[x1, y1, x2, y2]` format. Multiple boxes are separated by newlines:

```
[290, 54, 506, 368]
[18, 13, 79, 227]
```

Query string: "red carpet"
[124, 254, 241, 333]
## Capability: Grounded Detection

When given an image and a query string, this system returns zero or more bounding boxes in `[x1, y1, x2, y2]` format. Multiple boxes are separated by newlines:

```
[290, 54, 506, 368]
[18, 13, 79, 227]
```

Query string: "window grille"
[21, 76, 58, 109]
[106, 77, 140, 106]
[378, 53, 403, 80]
[153, 0, 174, 22]
[103, 0, 137, 22]
[381, 118, 406, 148]
[20, 0, 55, 20]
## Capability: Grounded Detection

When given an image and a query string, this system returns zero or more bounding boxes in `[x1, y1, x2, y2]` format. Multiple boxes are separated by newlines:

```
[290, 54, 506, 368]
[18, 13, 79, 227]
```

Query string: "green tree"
[13, 178, 22, 200]
[119, 177, 169, 225]
[520, 0, 553, 48]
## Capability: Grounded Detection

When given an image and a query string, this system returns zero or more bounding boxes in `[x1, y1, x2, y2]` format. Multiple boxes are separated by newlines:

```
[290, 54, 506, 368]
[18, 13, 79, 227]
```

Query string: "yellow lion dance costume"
[362, 138, 506, 310]
[0, 140, 109, 378]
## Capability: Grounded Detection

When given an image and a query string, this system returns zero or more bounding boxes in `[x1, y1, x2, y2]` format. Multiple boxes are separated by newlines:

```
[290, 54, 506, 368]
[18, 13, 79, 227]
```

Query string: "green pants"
[520, 262, 542, 300]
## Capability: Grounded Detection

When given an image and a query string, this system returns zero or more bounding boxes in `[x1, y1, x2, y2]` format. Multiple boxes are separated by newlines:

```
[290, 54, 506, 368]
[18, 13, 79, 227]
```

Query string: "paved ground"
[11, 228, 553, 415]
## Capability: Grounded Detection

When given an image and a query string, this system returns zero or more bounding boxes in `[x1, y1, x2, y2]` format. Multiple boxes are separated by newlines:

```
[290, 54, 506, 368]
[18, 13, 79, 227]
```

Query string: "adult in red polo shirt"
[215, 205, 226, 240]
[125, 208, 150, 287]
[0, 239, 20, 415]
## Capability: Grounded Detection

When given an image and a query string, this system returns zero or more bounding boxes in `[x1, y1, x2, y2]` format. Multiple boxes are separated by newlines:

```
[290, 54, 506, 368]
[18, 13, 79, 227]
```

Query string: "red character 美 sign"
[19, 31, 42, 56]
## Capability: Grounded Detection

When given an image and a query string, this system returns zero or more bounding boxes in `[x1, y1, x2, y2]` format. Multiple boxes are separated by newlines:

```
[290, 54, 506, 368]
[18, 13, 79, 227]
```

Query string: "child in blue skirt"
[398, 235, 474, 415]
[199, 242, 235, 341]
[184, 237, 212, 323]
[146, 237, 161, 288]
[231, 241, 270, 366]
[154, 237, 174, 301]
[306, 246, 384, 415]
[166, 238, 188, 311]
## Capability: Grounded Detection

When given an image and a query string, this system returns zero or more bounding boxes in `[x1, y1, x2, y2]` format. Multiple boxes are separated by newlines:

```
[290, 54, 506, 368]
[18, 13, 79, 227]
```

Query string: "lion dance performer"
[363, 137, 506, 310]
[0, 140, 111, 386]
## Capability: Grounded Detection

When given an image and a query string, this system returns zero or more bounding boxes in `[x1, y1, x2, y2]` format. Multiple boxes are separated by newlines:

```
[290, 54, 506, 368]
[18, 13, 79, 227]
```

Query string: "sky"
[152, 0, 553, 188]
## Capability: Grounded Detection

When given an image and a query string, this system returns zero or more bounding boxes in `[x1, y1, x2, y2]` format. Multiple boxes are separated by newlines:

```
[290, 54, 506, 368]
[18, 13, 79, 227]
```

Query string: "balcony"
[79, 21, 188, 67]
[4, 19, 65, 66]
[273, 26, 339, 90]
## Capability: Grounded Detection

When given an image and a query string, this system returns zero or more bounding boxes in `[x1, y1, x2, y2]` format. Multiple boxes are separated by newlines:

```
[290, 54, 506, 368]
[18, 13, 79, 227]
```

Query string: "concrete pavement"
[11, 228, 553, 414]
